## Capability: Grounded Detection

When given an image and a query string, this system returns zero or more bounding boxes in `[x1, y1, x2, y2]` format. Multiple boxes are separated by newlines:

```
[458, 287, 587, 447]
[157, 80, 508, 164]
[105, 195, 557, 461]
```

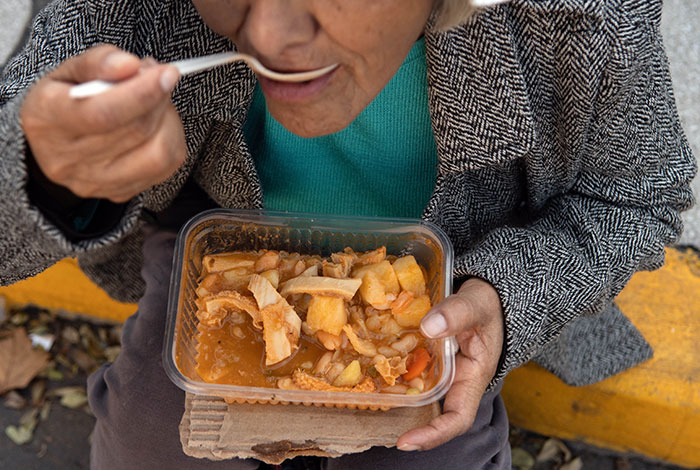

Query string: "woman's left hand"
[396, 277, 505, 451]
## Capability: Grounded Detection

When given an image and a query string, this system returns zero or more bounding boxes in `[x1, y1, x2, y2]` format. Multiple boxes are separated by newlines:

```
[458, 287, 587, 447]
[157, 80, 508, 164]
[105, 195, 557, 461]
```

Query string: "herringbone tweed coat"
[0, 0, 695, 387]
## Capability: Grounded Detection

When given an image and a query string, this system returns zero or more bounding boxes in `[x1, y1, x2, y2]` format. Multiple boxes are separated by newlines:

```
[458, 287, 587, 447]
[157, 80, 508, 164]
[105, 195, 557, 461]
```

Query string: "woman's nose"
[242, 0, 317, 62]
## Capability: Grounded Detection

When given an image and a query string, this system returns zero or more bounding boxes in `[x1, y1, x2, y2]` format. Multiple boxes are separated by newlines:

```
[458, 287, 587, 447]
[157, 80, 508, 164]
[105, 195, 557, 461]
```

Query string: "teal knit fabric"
[244, 38, 437, 219]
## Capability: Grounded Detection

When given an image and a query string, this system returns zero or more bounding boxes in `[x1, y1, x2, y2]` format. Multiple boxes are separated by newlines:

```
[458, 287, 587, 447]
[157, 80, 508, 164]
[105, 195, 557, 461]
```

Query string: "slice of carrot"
[402, 347, 431, 381]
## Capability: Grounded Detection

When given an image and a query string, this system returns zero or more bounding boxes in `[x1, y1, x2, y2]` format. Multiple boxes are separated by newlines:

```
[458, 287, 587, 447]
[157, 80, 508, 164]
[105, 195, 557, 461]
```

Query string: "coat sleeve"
[0, 0, 144, 285]
[457, 1, 697, 386]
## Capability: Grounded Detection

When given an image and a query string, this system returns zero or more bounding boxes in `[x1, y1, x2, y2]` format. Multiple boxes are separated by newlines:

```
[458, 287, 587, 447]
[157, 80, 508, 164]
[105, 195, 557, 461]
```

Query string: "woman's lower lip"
[257, 67, 337, 102]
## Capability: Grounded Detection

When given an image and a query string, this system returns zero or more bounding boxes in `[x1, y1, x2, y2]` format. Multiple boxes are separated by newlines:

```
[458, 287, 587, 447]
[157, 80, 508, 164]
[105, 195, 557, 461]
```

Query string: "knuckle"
[139, 148, 172, 182]
[454, 291, 477, 314]
[71, 183, 99, 199]
[172, 140, 187, 164]
[90, 44, 121, 57]
[88, 105, 120, 132]
[109, 193, 132, 204]
[130, 77, 163, 108]
[42, 81, 65, 104]
[40, 159, 69, 183]
[125, 119, 154, 146]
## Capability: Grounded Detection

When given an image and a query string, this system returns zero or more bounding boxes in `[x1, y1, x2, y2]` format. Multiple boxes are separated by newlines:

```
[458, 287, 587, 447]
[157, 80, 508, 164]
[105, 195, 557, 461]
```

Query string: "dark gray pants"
[87, 230, 511, 470]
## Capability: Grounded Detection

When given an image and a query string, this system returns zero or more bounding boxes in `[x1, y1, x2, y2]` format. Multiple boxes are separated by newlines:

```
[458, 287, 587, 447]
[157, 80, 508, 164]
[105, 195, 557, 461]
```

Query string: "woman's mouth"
[257, 66, 338, 102]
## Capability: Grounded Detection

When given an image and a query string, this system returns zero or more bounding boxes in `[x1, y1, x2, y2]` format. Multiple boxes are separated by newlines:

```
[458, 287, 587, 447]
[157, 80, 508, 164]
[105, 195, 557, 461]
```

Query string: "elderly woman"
[0, 0, 695, 469]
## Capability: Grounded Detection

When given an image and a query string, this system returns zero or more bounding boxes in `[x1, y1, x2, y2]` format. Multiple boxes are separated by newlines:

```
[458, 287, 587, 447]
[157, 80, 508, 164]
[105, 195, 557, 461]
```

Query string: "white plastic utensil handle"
[69, 52, 240, 99]
[69, 52, 338, 99]
[170, 51, 239, 75]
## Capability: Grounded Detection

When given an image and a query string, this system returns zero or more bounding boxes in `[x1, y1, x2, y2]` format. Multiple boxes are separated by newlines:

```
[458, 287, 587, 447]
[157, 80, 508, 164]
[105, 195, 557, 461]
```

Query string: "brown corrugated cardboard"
[180, 392, 441, 464]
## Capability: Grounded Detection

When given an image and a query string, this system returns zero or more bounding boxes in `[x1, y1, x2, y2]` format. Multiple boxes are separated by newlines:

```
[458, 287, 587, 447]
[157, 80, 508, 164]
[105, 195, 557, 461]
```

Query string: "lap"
[87, 229, 510, 470]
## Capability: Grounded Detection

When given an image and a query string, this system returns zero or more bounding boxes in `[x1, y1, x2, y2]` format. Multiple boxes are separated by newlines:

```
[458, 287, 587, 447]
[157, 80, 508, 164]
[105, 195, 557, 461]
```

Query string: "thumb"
[420, 290, 477, 340]
[420, 278, 501, 339]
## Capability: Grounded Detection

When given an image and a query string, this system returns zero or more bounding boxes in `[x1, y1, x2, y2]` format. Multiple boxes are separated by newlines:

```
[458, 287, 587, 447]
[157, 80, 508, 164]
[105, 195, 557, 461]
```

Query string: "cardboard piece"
[180, 392, 441, 464]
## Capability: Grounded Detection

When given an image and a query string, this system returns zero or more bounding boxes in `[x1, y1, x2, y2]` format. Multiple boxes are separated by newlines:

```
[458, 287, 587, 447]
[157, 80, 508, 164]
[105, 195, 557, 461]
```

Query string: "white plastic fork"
[69, 51, 339, 99]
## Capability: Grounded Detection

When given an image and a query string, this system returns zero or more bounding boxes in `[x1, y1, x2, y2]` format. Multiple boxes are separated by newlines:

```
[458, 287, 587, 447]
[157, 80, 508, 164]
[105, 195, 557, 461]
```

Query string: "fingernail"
[421, 312, 447, 338]
[398, 443, 421, 452]
[160, 67, 179, 93]
[105, 52, 134, 70]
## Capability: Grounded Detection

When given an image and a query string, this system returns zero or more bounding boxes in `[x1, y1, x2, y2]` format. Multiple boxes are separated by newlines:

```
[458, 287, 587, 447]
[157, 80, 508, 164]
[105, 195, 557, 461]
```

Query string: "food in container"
[164, 209, 456, 410]
[195, 246, 438, 394]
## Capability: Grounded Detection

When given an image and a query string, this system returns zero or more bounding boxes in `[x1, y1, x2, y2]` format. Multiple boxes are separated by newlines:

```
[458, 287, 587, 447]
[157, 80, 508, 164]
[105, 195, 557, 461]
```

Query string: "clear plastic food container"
[163, 208, 456, 410]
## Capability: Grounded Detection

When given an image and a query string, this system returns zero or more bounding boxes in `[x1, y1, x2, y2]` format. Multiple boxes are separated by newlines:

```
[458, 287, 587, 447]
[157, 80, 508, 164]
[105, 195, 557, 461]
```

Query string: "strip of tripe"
[249, 274, 301, 365]
[279, 276, 362, 301]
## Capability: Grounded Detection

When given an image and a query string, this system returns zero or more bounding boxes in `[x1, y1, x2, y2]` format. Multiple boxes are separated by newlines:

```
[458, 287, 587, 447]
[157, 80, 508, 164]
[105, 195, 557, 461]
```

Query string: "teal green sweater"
[244, 38, 437, 219]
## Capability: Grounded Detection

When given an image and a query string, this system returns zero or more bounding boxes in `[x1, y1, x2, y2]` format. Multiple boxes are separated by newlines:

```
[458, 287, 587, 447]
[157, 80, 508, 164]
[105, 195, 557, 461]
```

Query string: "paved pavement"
[662, 0, 700, 246]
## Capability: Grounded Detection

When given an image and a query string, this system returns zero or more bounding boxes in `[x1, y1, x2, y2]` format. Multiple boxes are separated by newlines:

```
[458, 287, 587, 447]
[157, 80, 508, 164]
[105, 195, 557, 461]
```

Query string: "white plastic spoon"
[69, 51, 339, 99]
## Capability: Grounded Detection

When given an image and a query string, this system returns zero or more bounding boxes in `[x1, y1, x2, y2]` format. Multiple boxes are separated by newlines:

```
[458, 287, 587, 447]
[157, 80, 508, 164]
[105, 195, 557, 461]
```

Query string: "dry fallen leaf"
[39, 402, 51, 422]
[9, 313, 28, 326]
[5, 424, 33, 445]
[614, 457, 632, 470]
[30, 380, 46, 406]
[51, 386, 88, 409]
[3, 390, 27, 409]
[59, 389, 88, 409]
[536, 437, 572, 463]
[560, 456, 583, 470]
[104, 346, 121, 363]
[0, 328, 50, 395]
[46, 368, 64, 381]
[69, 348, 98, 373]
[5, 408, 39, 446]
[511, 447, 535, 470]
[61, 326, 80, 345]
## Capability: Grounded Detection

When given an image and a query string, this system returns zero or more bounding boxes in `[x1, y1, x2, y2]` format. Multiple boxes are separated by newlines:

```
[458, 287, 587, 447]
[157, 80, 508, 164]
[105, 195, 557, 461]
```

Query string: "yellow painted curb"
[503, 247, 700, 468]
[0, 258, 136, 323]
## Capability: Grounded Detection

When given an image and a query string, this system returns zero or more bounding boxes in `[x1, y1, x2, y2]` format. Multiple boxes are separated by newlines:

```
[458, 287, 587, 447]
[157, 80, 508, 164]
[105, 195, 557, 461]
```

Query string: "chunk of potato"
[332, 360, 363, 387]
[306, 296, 348, 336]
[356, 270, 391, 309]
[352, 260, 400, 295]
[392, 294, 432, 328]
[392, 256, 426, 296]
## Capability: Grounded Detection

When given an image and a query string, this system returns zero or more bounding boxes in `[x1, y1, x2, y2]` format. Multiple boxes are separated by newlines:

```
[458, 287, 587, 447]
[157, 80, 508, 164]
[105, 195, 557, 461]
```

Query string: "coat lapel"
[425, 6, 537, 175]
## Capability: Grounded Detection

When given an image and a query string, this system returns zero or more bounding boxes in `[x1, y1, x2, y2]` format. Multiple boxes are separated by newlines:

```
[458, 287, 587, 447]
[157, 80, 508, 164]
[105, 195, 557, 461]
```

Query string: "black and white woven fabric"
[0, 0, 696, 387]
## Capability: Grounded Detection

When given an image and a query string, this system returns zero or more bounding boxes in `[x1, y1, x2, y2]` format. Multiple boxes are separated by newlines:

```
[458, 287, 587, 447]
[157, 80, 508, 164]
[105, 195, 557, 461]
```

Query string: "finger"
[46, 63, 180, 134]
[35, 98, 173, 187]
[397, 356, 486, 451]
[98, 109, 186, 200]
[80, 97, 173, 162]
[50, 45, 142, 84]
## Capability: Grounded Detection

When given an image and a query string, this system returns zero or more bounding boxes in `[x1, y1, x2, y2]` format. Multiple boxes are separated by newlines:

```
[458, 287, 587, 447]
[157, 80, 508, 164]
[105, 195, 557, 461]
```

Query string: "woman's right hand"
[20, 45, 187, 203]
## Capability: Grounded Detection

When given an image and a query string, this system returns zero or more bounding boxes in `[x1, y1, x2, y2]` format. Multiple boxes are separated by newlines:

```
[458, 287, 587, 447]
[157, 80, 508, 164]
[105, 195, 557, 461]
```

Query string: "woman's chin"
[267, 104, 357, 138]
